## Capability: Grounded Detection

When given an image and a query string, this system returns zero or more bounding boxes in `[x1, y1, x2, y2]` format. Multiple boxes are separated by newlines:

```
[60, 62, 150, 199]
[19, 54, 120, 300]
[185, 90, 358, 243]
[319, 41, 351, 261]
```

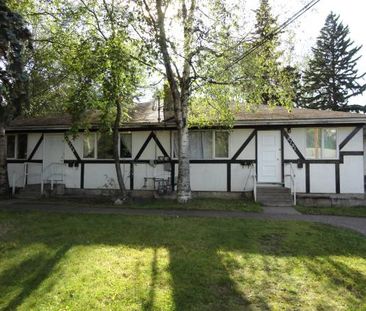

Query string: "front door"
[43, 134, 65, 182]
[257, 131, 281, 183]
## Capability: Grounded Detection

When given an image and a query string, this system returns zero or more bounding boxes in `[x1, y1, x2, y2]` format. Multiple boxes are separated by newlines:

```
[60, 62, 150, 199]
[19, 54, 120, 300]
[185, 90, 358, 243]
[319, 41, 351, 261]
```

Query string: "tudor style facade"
[6, 104, 366, 197]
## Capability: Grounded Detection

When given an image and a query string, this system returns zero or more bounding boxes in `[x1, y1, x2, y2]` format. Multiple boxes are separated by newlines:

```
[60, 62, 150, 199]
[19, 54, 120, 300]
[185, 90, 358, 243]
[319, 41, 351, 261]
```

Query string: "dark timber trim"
[7, 122, 365, 134]
[130, 164, 134, 190]
[171, 163, 175, 191]
[64, 135, 82, 162]
[27, 134, 43, 161]
[63, 159, 256, 165]
[335, 163, 340, 193]
[227, 163, 231, 192]
[134, 131, 171, 161]
[306, 163, 310, 193]
[152, 132, 170, 158]
[339, 125, 363, 150]
[255, 132, 258, 177]
[134, 132, 154, 160]
[8, 159, 42, 163]
[283, 130, 305, 160]
[80, 163, 85, 189]
[231, 130, 256, 160]
[281, 129, 284, 184]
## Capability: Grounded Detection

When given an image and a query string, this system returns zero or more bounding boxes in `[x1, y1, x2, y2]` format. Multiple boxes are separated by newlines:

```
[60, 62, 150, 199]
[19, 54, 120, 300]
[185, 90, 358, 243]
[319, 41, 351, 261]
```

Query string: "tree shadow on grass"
[0, 213, 366, 310]
[0, 245, 70, 311]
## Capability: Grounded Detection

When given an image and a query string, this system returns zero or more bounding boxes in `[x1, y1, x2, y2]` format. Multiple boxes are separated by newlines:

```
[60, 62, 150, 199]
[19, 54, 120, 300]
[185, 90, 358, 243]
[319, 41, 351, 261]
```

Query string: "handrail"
[42, 162, 65, 191]
[22, 162, 65, 194]
[288, 163, 296, 206]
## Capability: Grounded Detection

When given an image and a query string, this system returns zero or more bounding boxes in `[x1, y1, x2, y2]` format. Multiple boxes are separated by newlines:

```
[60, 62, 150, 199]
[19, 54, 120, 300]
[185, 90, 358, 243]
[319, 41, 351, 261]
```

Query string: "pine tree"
[301, 12, 366, 112]
[249, 0, 294, 107]
[0, 1, 31, 196]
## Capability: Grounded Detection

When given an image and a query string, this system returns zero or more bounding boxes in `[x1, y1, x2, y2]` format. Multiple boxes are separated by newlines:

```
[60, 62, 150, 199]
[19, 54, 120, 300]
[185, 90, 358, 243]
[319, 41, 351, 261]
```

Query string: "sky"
[263, 0, 366, 106]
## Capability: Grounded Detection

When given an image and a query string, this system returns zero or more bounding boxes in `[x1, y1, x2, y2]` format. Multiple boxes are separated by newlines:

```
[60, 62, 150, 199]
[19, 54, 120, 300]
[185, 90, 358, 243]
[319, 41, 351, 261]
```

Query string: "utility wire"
[198, 0, 321, 87]
[226, 0, 321, 71]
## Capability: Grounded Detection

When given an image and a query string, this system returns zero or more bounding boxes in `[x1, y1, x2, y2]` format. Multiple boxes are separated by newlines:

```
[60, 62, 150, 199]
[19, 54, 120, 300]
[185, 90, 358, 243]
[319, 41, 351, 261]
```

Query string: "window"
[189, 131, 212, 159]
[214, 131, 229, 158]
[172, 130, 230, 159]
[97, 132, 114, 159]
[17, 134, 28, 159]
[6, 134, 27, 159]
[7, 135, 15, 158]
[306, 128, 337, 159]
[120, 133, 132, 158]
[83, 134, 96, 158]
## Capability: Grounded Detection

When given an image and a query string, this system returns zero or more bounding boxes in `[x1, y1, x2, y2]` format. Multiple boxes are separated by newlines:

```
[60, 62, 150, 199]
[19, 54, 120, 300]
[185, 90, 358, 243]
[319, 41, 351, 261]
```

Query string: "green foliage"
[300, 12, 366, 112]
[0, 0, 32, 124]
[245, 0, 294, 109]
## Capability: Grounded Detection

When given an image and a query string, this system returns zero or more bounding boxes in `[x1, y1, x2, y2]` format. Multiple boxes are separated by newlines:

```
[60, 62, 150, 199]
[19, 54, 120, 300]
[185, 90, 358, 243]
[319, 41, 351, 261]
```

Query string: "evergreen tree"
[0, 0, 31, 196]
[249, 0, 294, 107]
[301, 12, 366, 112]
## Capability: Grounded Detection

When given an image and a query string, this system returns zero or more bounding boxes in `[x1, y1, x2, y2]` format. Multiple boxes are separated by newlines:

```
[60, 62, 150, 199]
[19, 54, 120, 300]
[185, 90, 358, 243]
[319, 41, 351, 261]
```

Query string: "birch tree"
[137, 0, 251, 203]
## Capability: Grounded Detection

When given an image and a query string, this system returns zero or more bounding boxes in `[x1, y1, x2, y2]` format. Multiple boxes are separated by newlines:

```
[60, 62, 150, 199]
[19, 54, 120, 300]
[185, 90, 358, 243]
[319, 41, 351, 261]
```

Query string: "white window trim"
[119, 132, 133, 159]
[213, 130, 230, 159]
[306, 128, 338, 160]
[82, 132, 97, 159]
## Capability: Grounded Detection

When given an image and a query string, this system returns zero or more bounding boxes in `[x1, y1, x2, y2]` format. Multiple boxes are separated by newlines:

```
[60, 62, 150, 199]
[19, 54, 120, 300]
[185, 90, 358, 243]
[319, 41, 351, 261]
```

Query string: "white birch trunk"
[177, 125, 191, 203]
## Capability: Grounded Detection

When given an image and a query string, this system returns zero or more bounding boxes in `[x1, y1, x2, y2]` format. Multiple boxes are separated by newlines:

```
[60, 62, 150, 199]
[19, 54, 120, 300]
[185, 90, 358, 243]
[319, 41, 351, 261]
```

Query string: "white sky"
[256, 0, 366, 106]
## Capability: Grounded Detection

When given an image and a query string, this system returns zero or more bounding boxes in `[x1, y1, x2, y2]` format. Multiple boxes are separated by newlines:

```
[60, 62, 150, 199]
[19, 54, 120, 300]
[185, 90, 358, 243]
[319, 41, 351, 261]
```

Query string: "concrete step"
[257, 188, 291, 193]
[257, 185, 293, 207]
[258, 201, 293, 207]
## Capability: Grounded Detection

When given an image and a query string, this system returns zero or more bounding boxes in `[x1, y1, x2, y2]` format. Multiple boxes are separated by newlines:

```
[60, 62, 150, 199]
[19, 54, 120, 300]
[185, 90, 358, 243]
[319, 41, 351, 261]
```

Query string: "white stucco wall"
[284, 164, 306, 193]
[340, 156, 364, 193]
[7, 163, 25, 188]
[190, 164, 227, 191]
[7, 125, 365, 194]
[84, 163, 130, 190]
[230, 164, 254, 192]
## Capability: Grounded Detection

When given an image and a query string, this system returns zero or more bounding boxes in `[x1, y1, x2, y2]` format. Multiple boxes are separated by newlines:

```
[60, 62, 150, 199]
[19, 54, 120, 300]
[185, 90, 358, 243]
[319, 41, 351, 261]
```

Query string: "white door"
[257, 131, 281, 183]
[43, 134, 65, 181]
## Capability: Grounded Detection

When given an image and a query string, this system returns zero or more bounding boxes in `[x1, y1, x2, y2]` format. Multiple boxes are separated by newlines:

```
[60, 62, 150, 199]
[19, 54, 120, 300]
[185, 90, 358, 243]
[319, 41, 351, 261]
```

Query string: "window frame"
[16, 133, 28, 160]
[82, 132, 97, 160]
[305, 128, 338, 160]
[213, 130, 230, 159]
[171, 130, 230, 160]
[119, 132, 133, 159]
[82, 132, 133, 160]
[6, 134, 17, 159]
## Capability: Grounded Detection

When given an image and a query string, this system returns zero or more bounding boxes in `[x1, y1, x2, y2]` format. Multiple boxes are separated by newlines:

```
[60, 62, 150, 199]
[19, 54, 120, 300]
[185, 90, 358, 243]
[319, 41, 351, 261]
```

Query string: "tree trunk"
[0, 124, 9, 197]
[177, 124, 191, 203]
[113, 100, 128, 200]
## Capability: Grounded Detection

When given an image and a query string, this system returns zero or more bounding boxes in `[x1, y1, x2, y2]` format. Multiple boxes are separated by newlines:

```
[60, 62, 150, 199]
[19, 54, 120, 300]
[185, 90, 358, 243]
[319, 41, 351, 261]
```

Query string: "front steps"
[256, 185, 293, 207]
[15, 183, 65, 199]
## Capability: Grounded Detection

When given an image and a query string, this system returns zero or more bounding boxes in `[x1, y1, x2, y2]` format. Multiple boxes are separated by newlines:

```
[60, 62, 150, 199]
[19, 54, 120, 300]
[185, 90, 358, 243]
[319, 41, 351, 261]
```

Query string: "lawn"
[296, 205, 366, 217]
[38, 197, 262, 212]
[0, 210, 366, 310]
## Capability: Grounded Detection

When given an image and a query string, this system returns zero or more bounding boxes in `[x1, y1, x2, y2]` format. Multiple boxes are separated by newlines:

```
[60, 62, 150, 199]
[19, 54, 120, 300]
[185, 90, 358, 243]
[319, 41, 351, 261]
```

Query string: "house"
[6, 103, 366, 205]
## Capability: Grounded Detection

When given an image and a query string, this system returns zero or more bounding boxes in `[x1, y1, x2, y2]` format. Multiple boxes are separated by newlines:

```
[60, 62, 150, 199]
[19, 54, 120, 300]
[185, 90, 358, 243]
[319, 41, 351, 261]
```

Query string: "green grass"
[296, 205, 366, 217]
[39, 198, 263, 212]
[0, 211, 366, 310]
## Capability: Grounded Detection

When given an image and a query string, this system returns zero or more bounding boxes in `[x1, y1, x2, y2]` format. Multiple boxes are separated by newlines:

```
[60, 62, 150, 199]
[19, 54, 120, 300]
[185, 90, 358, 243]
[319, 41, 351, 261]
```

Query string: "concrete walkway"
[1, 200, 366, 236]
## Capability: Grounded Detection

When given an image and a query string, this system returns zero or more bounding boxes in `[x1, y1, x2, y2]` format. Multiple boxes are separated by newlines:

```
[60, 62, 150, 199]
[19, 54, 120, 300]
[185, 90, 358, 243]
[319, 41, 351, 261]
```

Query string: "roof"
[7, 102, 366, 131]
